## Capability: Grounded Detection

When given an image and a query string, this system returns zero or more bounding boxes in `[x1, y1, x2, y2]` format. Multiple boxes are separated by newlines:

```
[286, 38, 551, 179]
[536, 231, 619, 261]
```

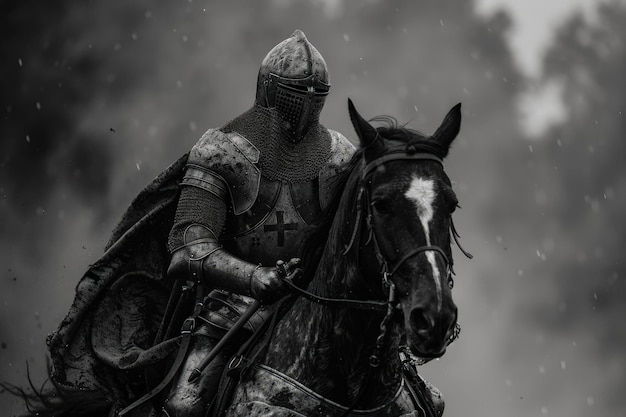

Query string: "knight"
[38, 30, 445, 417]
[159, 29, 355, 416]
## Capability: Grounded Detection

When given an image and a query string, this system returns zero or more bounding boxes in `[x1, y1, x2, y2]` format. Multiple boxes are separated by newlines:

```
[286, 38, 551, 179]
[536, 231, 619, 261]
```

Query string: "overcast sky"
[2, 1, 624, 416]
[476, 0, 614, 138]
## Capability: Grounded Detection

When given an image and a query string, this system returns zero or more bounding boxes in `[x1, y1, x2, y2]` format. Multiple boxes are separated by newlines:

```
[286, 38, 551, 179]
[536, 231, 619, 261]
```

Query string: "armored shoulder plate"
[187, 129, 261, 215]
[319, 130, 356, 210]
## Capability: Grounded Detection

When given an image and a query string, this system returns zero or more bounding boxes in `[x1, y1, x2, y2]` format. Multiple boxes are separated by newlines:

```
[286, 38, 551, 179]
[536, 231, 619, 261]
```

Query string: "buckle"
[399, 348, 418, 380]
[192, 301, 204, 317]
[226, 355, 248, 378]
[181, 317, 195, 334]
[228, 355, 244, 370]
[369, 354, 380, 368]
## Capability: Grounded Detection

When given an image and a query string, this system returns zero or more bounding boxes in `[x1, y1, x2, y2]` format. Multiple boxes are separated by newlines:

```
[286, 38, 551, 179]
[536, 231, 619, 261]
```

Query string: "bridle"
[281, 148, 472, 358]
[281, 146, 472, 416]
[354, 146, 472, 288]
[348, 151, 454, 286]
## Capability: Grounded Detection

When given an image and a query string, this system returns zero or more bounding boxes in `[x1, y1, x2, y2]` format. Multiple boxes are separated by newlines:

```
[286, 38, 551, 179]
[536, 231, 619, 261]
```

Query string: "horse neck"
[263, 167, 403, 406]
[264, 253, 403, 407]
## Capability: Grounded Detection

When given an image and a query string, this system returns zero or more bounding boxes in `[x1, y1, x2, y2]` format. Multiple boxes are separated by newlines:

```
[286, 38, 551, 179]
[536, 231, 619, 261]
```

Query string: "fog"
[1, 1, 625, 416]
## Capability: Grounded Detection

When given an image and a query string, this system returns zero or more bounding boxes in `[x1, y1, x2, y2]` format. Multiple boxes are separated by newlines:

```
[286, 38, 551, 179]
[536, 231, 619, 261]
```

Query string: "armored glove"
[168, 225, 302, 305]
[249, 258, 301, 304]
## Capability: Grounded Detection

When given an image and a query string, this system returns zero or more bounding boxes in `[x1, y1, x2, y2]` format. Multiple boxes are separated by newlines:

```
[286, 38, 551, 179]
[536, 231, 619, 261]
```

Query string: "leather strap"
[117, 284, 205, 416]
[361, 152, 443, 180]
[279, 272, 388, 311]
[117, 320, 193, 416]
[187, 299, 262, 383]
[208, 296, 296, 417]
[389, 245, 450, 277]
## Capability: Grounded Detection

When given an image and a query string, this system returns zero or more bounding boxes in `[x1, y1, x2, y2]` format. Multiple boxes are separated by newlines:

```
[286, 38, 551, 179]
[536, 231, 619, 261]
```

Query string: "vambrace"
[168, 162, 286, 303]
[168, 224, 260, 297]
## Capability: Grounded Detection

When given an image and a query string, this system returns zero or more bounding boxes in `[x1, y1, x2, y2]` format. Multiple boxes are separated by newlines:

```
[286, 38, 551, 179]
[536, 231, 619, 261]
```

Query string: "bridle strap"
[451, 216, 473, 260]
[361, 152, 443, 180]
[388, 245, 450, 277]
[281, 150, 468, 312]
[278, 245, 450, 313]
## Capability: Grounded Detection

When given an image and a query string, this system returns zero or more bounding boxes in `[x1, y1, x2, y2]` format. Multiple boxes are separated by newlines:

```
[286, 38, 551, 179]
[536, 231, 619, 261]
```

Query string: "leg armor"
[160, 323, 235, 417]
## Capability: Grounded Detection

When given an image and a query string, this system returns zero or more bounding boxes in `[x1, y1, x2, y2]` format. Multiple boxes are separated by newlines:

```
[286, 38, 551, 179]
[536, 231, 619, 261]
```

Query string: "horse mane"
[299, 151, 361, 289]
[300, 118, 449, 296]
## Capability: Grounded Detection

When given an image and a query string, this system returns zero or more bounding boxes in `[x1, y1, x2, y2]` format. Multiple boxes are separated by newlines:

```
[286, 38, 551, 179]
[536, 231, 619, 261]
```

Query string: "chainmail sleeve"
[167, 180, 227, 253]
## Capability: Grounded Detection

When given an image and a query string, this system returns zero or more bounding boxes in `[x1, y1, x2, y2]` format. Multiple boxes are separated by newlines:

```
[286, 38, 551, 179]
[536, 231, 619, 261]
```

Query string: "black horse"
[220, 99, 468, 416]
[6, 99, 470, 417]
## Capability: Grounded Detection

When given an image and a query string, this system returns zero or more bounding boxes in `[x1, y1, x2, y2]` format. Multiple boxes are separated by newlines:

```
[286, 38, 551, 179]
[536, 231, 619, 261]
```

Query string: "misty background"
[1, 0, 624, 416]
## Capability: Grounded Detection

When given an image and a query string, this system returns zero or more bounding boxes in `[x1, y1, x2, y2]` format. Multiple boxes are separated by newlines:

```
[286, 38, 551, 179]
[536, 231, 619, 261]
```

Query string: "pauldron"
[184, 129, 261, 215]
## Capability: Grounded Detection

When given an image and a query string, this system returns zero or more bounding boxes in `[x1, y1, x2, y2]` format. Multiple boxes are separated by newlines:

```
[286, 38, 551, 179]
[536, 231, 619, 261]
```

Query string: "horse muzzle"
[405, 303, 458, 358]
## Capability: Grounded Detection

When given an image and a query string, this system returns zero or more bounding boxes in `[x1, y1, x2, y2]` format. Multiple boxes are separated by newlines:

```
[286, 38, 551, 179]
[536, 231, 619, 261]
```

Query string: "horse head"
[347, 99, 465, 360]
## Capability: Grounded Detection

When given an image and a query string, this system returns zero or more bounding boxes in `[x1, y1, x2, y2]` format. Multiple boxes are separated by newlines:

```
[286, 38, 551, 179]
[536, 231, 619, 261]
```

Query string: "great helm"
[256, 30, 330, 143]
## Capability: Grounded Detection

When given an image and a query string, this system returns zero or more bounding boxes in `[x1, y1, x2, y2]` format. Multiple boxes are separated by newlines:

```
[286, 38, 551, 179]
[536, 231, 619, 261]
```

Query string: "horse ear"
[431, 103, 462, 154]
[348, 99, 379, 149]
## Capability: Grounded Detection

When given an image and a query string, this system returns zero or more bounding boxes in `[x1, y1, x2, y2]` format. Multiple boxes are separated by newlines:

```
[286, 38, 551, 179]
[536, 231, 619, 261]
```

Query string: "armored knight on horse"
[16, 30, 455, 417]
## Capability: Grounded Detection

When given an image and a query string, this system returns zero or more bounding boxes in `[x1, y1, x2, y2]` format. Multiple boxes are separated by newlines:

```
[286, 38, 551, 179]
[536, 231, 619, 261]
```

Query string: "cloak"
[47, 153, 189, 406]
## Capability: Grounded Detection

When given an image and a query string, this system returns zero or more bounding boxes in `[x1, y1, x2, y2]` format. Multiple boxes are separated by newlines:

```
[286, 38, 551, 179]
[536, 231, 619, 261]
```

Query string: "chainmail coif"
[221, 104, 332, 183]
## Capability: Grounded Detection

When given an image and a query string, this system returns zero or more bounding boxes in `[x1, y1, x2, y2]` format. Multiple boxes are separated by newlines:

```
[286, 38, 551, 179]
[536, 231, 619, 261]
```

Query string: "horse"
[217, 99, 469, 417]
[6, 99, 469, 417]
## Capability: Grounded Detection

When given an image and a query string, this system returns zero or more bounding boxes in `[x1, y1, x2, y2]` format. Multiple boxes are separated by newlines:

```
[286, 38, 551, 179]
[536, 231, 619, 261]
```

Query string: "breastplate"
[221, 176, 322, 266]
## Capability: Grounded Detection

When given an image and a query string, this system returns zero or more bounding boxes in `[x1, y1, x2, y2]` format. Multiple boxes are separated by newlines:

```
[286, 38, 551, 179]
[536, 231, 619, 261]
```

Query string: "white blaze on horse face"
[404, 176, 443, 312]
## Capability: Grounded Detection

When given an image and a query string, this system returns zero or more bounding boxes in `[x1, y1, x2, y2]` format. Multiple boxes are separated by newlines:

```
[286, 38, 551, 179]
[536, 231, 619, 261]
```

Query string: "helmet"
[256, 30, 330, 143]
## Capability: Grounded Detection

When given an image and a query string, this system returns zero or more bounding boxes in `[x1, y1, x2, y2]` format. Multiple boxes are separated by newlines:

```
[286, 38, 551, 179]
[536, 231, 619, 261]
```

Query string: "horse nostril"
[410, 308, 434, 336]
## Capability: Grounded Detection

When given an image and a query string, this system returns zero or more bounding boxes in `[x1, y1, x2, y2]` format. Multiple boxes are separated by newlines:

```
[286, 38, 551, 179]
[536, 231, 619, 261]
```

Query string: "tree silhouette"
[521, 2, 626, 413]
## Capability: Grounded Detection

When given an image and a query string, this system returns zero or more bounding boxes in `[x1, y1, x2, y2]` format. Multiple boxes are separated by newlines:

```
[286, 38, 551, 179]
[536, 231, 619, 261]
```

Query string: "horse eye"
[371, 199, 391, 215]
[442, 186, 458, 213]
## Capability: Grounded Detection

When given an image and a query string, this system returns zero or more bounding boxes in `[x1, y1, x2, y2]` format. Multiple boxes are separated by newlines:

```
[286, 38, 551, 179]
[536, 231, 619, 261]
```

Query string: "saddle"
[209, 295, 296, 417]
[209, 296, 444, 417]
[123, 282, 442, 417]
[117, 283, 274, 416]
[203, 290, 273, 336]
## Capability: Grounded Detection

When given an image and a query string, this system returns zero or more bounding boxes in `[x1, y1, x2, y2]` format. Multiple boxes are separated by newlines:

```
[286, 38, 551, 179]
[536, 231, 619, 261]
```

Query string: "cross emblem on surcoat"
[264, 211, 298, 246]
